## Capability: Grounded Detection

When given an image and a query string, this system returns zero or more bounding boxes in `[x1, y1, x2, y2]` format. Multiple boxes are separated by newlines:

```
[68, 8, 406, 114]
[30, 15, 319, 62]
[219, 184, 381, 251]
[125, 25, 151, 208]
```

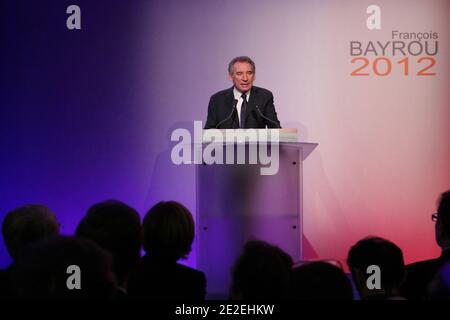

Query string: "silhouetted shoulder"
[174, 263, 206, 280]
[128, 257, 206, 300]
[407, 258, 442, 271]
[402, 258, 442, 299]
[0, 267, 13, 298]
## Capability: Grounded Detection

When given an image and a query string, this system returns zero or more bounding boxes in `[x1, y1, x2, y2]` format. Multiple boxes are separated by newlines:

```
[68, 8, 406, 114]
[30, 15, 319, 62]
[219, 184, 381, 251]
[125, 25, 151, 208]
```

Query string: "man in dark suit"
[401, 190, 450, 299]
[204, 56, 281, 129]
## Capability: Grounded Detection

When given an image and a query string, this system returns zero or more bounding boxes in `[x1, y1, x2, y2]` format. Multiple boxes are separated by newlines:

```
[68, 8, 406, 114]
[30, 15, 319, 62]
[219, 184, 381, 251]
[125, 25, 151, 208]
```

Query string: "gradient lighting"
[1, 0, 449, 281]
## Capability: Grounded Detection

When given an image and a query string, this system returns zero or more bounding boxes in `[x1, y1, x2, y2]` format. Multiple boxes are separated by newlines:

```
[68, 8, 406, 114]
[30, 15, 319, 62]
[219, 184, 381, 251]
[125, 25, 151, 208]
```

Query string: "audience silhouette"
[402, 190, 450, 300]
[1, 190, 450, 301]
[10, 235, 117, 299]
[347, 236, 406, 300]
[75, 200, 142, 295]
[127, 201, 206, 300]
[289, 261, 354, 300]
[0, 204, 60, 298]
[230, 240, 293, 300]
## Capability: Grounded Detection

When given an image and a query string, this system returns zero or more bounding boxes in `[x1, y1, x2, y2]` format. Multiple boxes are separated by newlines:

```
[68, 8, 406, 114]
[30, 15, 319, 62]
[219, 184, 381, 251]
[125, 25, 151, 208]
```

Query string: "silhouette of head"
[230, 240, 293, 300]
[435, 190, 450, 248]
[2, 204, 60, 259]
[289, 261, 354, 300]
[11, 235, 117, 299]
[347, 236, 406, 299]
[143, 201, 195, 262]
[75, 200, 142, 287]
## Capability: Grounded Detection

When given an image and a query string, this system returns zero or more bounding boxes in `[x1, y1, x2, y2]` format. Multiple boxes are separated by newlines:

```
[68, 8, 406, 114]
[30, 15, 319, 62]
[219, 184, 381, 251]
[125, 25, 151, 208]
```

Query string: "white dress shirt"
[233, 87, 251, 125]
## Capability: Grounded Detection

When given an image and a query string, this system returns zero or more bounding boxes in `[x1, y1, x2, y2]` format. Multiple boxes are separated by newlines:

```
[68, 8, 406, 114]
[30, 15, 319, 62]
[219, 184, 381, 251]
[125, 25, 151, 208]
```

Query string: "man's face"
[229, 61, 255, 93]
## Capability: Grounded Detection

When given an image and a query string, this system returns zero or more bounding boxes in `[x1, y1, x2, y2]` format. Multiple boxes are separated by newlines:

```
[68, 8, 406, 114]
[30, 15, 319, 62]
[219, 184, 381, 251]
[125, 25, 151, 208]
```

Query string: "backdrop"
[1, 0, 449, 269]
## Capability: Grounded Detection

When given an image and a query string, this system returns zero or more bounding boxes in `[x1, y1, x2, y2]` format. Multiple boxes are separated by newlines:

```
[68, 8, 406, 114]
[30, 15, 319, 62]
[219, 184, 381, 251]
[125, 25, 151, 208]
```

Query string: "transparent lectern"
[195, 128, 317, 298]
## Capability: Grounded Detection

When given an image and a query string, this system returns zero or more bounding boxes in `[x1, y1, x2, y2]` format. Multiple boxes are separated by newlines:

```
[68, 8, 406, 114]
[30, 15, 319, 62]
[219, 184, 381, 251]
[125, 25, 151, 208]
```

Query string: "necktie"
[240, 93, 247, 128]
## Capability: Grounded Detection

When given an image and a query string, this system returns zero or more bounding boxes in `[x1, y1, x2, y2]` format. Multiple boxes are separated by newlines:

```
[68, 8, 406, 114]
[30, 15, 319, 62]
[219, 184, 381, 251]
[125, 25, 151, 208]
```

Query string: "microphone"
[215, 99, 238, 128]
[255, 105, 281, 128]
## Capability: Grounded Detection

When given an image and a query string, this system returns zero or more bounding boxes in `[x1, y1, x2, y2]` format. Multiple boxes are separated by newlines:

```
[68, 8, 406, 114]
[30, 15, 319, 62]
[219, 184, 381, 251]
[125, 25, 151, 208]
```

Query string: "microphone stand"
[215, 100, 238, 129]
[255, 105, 281, 128]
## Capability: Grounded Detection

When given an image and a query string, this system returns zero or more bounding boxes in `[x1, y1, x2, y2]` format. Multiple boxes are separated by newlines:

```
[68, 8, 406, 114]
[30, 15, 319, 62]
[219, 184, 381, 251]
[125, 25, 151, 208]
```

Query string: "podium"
[195, 128, 317, 298]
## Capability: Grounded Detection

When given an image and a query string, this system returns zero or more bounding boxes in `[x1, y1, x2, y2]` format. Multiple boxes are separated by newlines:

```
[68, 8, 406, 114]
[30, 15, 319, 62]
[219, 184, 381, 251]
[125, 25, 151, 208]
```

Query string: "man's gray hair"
[228, 56, 256, 75]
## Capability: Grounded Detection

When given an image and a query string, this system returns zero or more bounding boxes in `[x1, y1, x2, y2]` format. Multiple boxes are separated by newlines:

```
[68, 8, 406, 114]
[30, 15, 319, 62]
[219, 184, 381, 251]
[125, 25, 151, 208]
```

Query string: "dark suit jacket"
[127, 254, 206, 300]
[204, 86, 281, 129]
[401, 249, 450, 300]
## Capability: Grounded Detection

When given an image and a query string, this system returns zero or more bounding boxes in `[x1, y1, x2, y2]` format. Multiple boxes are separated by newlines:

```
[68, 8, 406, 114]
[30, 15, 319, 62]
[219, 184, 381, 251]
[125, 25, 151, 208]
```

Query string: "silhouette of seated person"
[288, 260, 354, 300]
[10, 235, 117, 299]
[75, 200, 142, 295]
[347, 236, 407, 300]
[229, 240, 293, 300]
[402, 190, 450, 300]
[127, 201, 206, 300]
[0, 204, 60, 298]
